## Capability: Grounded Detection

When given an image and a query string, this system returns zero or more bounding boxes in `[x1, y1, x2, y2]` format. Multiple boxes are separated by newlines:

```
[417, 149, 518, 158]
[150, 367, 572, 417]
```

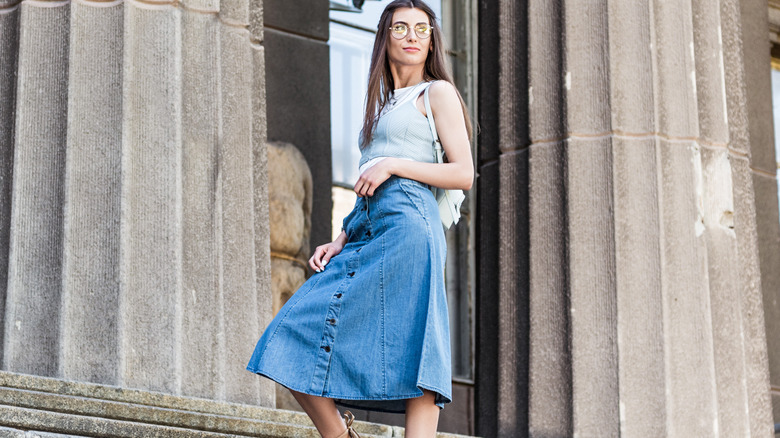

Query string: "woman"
[246, 1, 473, 436]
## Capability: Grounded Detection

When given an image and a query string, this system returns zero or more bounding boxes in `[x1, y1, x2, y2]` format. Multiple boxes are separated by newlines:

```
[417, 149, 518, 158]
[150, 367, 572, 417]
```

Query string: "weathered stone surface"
[4, 0, 69, 377]
[60, 0, 123, 386]
[0, 371, 469, 438]
[612, 136, 665, 437]
[731, 155, 774, 437]
[270, 259, 306, 315]
[527, 0, 561, 143]
[691, 0, 729, 145]
[268, 142, 312, 257]
[740, 0, 775, 173]
[657, 139, 718, 436]
[566, 137, 619, 437]
[0, 4, 19, 370]
[497, 150, 529, 438]
[219, 23, 261, 405]
[251, 42, 275, 409]
[754, 173, 780, 419]
[180, 9, 220, 400]
[220, 0, 248, 29]
[527, 141, 570, 437]
[700, 146, 751, 437]
[120, 1, 182, 393]
[651, 0, 699, 138]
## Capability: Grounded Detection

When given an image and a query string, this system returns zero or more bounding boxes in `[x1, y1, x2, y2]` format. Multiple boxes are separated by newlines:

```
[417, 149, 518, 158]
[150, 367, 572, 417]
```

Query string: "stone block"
[495, 1, 529, 153]
[650, 0, 699, 138]
[563, 0, 610, 134]
[527, 0, 563, 143]
[264, 28, 331, 248]
[656, 138, 718, 436]
[720, 0, 751, 157]
[220, 0, 248, 28]
[565, 136, 619, 437]
[526, 140, 570, 437]
[691, 0, 729, 145]
[179, 9, 220, 400]
[268, 142, 312, 256]
[219, 24, 262, 405]
[249, 0, 262, 43]
[263, 0, 327, 41]
[700, 147, 751, 437]
[496, 150, 530, 437]
[753, 173, 780, 394]
[740, 0, 776, 173]
[60, 0, 123, 386]
[606, 1, 654, 133]
[181, 0, 217, 15]
[251, 43, 275, 408]
[4, 0, 70, 377]
[730, 156, 774, 435]
[120, 1, 182, 393]
[0, 4, 19, 370]
[611, 136, 665, 437]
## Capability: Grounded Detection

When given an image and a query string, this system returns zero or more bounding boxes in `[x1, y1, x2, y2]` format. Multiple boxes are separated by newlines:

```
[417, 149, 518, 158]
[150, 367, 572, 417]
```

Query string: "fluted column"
[0, 0, 272, 409]
[0, 0, 20, 370]
[4, 0, 70, 377]
[119, 0, 183, 392]
[477, 0, 775, 436]
[60, 0, 123, 384]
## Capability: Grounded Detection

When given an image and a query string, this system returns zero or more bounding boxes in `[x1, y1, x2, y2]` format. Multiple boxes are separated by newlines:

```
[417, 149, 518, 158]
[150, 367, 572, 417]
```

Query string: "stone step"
[0, 372, 474, 438]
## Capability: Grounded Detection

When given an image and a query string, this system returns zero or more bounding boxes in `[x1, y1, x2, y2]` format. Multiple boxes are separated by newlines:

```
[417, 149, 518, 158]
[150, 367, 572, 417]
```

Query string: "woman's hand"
[353, 158, 395, 197]
[309, 231, 348, 272]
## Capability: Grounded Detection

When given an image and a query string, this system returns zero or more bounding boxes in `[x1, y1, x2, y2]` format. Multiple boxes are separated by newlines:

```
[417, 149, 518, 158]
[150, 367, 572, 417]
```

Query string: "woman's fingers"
[309, 246, 323, 271]
[321, 246, 336, 266]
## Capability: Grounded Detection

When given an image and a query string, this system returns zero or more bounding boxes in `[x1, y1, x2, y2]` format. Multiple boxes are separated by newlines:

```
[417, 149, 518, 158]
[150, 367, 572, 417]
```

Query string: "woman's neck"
[390, 65, 425, 89]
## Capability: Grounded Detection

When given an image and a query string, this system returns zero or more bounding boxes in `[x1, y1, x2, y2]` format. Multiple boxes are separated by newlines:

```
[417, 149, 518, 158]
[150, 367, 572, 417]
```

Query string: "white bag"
[423, 85, 465, 229]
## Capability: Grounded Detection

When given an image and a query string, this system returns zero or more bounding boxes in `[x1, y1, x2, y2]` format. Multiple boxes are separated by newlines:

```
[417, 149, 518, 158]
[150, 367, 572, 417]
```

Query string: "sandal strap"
[336, 411, 360, 438]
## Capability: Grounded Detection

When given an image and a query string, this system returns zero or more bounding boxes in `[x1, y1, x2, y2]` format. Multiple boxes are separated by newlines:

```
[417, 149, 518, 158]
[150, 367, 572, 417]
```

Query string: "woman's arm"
[353, 81, 474, 197]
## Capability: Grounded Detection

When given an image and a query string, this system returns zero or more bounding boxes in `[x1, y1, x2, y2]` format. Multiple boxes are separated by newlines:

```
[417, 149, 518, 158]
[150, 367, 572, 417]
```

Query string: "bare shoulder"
[428, 80, 461, 110]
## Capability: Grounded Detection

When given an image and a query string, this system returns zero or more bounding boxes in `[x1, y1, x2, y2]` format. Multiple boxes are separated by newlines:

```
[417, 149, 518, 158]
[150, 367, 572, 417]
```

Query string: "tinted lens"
[390, 24, 408, 39]
[414, 24, 432, 38]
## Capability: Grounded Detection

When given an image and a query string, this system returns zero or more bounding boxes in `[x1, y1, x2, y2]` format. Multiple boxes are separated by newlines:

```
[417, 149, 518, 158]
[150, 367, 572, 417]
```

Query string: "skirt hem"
[246, 367, 451, 413]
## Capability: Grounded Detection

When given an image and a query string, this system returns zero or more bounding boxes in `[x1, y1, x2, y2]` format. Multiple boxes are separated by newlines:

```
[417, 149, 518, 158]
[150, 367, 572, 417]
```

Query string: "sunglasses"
[389, 22, 433, 40]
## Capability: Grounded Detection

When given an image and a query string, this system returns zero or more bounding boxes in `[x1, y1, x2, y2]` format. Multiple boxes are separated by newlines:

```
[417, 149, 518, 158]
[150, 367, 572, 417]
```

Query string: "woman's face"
[386, 7, 433, 71]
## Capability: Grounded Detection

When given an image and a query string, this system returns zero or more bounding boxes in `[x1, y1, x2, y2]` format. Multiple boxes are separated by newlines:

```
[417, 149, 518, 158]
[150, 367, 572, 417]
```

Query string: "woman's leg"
[289, 389, 348, 438]
[405, 389, 440, 437]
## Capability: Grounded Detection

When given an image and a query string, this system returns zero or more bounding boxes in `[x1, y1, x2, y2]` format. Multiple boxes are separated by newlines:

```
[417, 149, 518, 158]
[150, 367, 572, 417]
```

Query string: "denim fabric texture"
[246, 176, 452, 413]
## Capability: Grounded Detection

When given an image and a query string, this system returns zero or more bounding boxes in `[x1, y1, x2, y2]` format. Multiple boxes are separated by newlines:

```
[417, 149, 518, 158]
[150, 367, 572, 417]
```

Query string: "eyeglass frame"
[388, 21, 434, 40]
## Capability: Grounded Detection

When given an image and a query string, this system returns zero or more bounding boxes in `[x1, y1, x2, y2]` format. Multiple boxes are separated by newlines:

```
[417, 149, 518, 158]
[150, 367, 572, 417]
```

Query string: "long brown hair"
[359, 0, 473, 148]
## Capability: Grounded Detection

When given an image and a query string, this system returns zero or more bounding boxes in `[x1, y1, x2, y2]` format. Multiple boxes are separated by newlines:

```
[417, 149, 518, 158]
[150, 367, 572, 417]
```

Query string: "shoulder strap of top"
[423, 83, 445, 162]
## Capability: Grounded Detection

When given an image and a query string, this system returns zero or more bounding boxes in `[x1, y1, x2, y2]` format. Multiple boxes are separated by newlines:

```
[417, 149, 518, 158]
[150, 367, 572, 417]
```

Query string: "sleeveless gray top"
[359, 81, 436, 168]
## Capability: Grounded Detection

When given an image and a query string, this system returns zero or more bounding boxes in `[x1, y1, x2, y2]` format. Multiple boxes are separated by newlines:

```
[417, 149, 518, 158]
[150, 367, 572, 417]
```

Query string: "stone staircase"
[0, 372, 473, 438]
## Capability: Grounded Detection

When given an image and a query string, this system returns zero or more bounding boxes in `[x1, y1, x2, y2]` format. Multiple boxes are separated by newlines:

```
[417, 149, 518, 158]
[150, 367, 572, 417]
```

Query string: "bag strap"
[423, 84, 445, 164]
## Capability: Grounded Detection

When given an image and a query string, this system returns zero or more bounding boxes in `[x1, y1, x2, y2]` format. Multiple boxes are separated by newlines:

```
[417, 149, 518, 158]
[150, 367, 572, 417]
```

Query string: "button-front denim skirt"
[246, 176, 452, 413]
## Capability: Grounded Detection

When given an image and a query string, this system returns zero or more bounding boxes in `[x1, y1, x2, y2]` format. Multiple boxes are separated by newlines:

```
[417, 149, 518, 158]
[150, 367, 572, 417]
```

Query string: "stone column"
[0, 0, 273, 409]
[476, 0, 776, 436]
[4, 0, 70, 377]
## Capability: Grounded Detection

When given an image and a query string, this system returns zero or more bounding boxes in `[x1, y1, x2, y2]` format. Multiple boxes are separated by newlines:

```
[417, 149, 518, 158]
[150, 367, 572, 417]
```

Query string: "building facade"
[0, 0, 779, 436]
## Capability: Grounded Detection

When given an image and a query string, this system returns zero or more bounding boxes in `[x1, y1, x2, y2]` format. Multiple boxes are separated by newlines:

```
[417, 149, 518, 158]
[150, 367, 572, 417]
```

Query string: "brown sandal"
[335, 410, 360, 438]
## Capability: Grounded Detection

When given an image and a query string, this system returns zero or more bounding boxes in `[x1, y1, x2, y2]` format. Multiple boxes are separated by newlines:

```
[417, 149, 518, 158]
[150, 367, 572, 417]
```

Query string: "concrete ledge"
[0, 372, 474, 438]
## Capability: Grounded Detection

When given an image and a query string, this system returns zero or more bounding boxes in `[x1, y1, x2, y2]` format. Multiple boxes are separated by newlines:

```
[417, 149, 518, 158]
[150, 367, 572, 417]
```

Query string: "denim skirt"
[246, 176, 452, 413]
